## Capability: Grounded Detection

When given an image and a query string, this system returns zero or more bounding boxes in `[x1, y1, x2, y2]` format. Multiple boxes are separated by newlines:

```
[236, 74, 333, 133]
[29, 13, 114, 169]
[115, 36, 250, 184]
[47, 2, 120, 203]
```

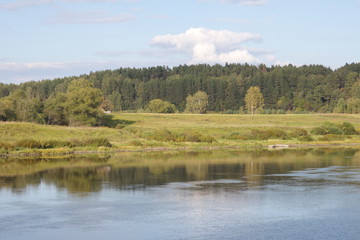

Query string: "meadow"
[1, 113, 360, 155]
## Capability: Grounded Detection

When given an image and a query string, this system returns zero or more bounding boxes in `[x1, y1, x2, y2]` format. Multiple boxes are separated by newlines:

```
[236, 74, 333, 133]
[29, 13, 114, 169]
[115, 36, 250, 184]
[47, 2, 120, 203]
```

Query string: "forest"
[1, 62, 360, 126]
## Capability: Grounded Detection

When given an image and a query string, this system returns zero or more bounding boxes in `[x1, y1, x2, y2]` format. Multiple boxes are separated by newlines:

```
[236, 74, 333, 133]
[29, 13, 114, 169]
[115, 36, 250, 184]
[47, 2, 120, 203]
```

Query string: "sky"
[1, 0, 360, 83]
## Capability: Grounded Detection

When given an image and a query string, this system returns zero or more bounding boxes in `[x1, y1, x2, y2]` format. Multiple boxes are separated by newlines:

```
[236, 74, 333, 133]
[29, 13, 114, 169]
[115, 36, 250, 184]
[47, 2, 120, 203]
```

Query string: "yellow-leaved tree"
[244, 86, 264, 115]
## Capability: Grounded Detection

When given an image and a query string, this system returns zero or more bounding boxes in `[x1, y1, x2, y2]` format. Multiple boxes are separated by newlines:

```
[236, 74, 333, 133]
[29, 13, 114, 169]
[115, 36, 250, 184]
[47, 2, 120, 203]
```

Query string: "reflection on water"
[1, 148, 359, 194]
[1, 148, 360, 240]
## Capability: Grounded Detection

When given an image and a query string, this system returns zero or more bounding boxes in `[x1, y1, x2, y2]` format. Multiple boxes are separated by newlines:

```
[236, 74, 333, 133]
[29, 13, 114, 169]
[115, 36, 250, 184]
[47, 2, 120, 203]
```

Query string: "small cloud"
[0, 61, 116, 83]
[0, 0, 52, 11]
[222, 0, 267, 6]
[0, 62, 72, 71]
[47, 10, 135, 24]
[0, 0, 132, 11]
[210, 17, 254, 24]
[151, 15, 170, 20]
[151, 27, 263, 64]
[62, 0, 117, 2]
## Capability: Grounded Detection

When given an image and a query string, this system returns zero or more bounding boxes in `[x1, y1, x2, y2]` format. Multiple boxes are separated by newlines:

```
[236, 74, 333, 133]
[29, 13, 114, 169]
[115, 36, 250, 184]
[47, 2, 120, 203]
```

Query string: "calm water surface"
[1, 149, 360, 240]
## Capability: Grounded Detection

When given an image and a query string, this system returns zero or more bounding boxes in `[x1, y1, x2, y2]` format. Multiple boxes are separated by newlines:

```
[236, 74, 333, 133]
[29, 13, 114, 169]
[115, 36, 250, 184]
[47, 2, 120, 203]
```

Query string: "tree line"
[1, 63, 360, 126]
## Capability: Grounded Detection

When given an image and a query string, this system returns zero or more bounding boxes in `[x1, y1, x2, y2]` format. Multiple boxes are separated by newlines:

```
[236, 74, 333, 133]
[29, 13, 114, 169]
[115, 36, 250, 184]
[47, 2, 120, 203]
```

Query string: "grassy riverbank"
[1, 113, 360, 155]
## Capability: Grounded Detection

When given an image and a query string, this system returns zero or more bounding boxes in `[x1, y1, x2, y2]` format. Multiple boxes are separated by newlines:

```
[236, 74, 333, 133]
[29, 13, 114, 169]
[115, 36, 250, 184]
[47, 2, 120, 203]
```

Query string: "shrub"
[16, 139, 43, 149]
[318, 134, 345, 141]
[69, 138, 112, 147]
[145, 99, 177, 113]
[115, 123, 127, 129]
[129, 140, 143, 146]
[227, 132, 246, 140]
[183, 131, 202, 142]
[226, 128, 292, 141]
[153, 129, 177, 142]
[264, 109, 271, 114]
[140, 129, 215, 143]
[181, 131, 215, 143]
[311, 122, 358, 135]
[340, 122, 358, 135]
[298, 135, 314, 142]
[288, 128, 309, 138]
[0, 142, 13, 149]
[250, 129, 288, 140]
[83, 138, 112, 147]
[323, 122, 343, 135]
[311, 127, 327, 135]
[198, 134, 216, 143]
[222, 110, 239, 114]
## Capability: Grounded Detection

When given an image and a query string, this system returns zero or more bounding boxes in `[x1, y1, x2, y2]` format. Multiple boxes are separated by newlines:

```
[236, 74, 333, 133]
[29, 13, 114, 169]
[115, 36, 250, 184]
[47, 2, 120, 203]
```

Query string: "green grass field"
[2, 113, 360, 155]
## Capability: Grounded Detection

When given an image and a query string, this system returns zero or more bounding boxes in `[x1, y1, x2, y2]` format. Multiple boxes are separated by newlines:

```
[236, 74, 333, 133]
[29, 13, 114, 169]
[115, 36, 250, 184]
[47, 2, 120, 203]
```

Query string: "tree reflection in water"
[0, 148, 359, 195]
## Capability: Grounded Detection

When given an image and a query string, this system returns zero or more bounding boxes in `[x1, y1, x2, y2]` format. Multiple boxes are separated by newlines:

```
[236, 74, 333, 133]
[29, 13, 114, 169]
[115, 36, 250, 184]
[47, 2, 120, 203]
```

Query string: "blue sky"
[1, 0, 359, 83]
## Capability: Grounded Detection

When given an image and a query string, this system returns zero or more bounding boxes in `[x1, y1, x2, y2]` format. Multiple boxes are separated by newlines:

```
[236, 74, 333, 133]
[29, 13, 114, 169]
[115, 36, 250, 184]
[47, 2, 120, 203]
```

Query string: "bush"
[318, 134, 345, 141]
[340, 122, 358, 135]
[2, 138, 112, 150]
[226, 128, 291, 141]
[151, 129, 177, 142]
[16, 139, 43, 149]
[311, 122, 358, 135]
[0, 142, 13, 150]
[226, 132, 247, 140]
[311, 127, 328, 135]
[250, 129, 288, 140]
[298, 135, 314, 142]
[227, 128, 311, 141]
[129, 140, 143, 146]
[70, 138, 112, 147]
[145, 99, 177, 113]
[182, 131, 215, 143]
[140, 129, 215, 143]
[288, 128, 309, 138]
[323, 122, 343, 135]
[222, 110, 239, 114]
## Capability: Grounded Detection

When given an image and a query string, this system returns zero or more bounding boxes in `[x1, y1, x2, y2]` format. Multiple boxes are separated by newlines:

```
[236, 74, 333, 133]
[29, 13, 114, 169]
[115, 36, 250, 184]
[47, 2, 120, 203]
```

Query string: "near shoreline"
[2, 113, 360, 157]
[2, 142, 360, 158]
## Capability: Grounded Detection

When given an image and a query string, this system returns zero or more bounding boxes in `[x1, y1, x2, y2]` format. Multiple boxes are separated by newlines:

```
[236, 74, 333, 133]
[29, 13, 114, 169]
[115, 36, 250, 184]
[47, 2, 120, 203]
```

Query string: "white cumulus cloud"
[151, 27, 263, 64]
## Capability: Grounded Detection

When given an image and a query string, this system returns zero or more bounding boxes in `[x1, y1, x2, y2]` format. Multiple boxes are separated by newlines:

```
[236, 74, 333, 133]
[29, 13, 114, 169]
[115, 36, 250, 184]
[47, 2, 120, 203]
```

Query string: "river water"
[1, 149, 360, 240]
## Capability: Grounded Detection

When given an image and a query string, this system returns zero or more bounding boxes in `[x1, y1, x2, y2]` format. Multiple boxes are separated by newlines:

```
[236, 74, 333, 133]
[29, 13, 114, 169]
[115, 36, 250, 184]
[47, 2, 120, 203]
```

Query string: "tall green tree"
[44, 93, 67, 125]
[64, 78, 104, 126]
[185, 91, 209, 114]
[350, 80, 360, 98]
[108, 90, 122, 112]
[346, 98, 360, 114]
[333, 98, 346, 113]
[245, 86, 264, 114]
[0, 97, 16, 121]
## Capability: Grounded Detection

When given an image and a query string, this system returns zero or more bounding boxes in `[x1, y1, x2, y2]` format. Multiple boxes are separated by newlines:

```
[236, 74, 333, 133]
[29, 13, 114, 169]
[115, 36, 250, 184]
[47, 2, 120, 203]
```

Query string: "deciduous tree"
[64, 78, 104, 126]
[185, 91, 209, 114]
[145, 99, 176, 113]
[245, 86, 264, 115]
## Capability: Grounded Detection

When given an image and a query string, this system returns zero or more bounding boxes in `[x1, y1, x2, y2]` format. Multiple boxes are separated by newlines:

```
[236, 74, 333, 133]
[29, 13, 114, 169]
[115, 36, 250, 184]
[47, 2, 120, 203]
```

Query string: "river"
[1, 149, 360, 239]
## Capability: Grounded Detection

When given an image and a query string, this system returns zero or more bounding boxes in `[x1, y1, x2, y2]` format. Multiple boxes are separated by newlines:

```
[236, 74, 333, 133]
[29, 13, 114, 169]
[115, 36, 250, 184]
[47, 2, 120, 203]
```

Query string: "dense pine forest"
[1, 63, 360, 126]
